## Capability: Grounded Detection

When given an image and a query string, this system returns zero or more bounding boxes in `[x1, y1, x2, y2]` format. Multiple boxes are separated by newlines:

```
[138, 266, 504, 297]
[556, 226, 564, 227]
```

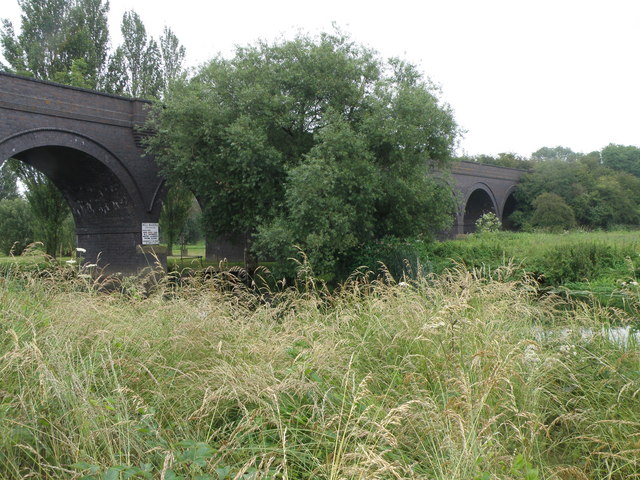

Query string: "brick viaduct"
[0, 72, 526, 273]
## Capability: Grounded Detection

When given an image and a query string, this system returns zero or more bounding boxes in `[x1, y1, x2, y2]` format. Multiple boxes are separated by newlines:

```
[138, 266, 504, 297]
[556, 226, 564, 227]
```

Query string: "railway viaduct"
[0, 72, 526, 273]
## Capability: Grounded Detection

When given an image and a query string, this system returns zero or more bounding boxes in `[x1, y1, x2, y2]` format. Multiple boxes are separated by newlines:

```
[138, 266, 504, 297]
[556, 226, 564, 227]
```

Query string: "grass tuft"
[0, 263, 638, 479]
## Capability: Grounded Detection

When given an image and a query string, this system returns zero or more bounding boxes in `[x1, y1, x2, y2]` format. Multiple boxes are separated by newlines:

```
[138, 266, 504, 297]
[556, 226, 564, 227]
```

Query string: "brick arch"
[501, 185, 519, 230]
[0, 128, 145, 211]
[462, 183, 499, 233]
[0, 129, 149, 270]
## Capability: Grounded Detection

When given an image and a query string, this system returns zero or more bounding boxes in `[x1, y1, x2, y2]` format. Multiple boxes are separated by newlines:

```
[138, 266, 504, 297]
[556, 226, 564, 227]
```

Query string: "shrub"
[0, 197, 34, 255]
[536, 242, 627, 284]
[475, 212, 502, 233]
[530, 192, 576, 232]
[350, 237, 432, 280]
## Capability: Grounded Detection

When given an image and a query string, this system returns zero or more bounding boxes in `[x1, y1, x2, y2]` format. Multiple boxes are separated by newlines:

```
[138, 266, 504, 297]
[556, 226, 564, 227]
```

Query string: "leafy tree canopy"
[601, 143, 640, 177]
[159, 181, 193, 256]
[459, 152, 530, 169]
[531, 145, 581, 163]
[0, 162, 19, 200]
[2, 1, 185, 98]
[530, 192, 576, 232]
[514, 152, 640, 230]
[8, 159, 70, 257]
[148, 31, 459, 278]
[1, 0, 110, 88]
[102, 12, 185, 98]
[0, 197, 33, 255]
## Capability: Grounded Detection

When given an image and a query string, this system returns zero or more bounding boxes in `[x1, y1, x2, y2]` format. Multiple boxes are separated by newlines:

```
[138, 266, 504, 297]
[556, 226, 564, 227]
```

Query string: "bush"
[426, 235, 512, 273]
[475, 212, 502, 233]
[536, 242, 628, 284]
[530, 192, 576, 232]
[350, 237, 432, 281]
[0, 198, 34, 255]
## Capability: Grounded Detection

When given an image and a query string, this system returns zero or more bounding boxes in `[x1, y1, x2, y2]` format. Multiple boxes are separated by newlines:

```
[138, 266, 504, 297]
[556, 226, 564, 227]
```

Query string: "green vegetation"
[347, 230, 640, 314]
[7, 159, 74, 257]
[0, 197, 33, 255]
[159, 183, 194, 257]
[474, 211, 502, 234]
[147, 31, 458, 280]
[0, 261, 638, 479]
[421, 231, 640, 311]
[465, 145, 640, 232]
[1, 0, 185, 98]
[530, 192, 576, 232]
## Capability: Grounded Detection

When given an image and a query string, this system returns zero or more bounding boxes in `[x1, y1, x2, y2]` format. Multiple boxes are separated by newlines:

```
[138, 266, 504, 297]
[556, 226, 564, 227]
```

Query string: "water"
[534, 325, 640, 349]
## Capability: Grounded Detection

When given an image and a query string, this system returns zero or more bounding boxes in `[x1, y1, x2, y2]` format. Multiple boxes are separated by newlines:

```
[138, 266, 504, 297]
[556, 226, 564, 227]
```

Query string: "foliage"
[102, 12, 185, 98]
[601, 143, 640, 177]
[349, 236, 432, 281]
[474, 211, 502, 233]
[514, 154, 640, 229]
[1, 0, 110, 88]
[459, 152, 531, 169]
[530, 192, 576, 231]
[182, 206, 203, 244]
[9, 160, 71, 257]
[59, 211, 76, 256]
[0, 197, 33, 254]
[0, 265, 638, 479]
[159, 182, 193, 256]
[537, 242, 625, 284]
[1, 1, 185, 98]
[421, 231, 640, 304]
[149, 31, 459, 279]
[0, 162, 19, 200]
[531, 145, 581, 163]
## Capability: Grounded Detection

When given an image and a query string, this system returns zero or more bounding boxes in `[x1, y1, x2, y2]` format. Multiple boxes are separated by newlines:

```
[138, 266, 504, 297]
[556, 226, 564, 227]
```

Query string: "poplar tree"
[103, 11, 185, 98]
[1, 0, 110, 88]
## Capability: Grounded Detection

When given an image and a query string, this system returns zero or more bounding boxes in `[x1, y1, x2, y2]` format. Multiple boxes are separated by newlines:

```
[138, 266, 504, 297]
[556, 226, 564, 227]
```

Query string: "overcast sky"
[3, 0, 640, 158]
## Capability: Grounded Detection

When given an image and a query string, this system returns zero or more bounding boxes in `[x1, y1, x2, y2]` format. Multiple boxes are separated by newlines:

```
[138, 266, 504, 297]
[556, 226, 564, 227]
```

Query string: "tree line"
[461, 144, 640, 231]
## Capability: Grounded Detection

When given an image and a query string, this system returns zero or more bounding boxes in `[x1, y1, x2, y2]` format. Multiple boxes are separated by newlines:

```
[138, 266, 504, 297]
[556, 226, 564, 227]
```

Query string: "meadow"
[0, 246, 639, 479]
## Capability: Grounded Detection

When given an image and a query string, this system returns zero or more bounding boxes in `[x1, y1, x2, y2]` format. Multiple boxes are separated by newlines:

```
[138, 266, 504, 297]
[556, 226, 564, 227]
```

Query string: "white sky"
[3, 0, 640, 158]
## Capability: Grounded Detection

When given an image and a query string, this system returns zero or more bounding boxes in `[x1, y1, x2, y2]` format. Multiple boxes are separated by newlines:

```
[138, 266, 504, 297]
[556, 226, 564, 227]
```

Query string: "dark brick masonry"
[0, 72, 526, 272]
[450, 161, 527, 234]
[0, 72, 166, 273]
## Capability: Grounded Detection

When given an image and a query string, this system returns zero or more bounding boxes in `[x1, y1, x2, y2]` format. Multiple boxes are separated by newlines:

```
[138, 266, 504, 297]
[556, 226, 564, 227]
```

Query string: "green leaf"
[215, 466, 231, 479]
[104, 467, 123, 480]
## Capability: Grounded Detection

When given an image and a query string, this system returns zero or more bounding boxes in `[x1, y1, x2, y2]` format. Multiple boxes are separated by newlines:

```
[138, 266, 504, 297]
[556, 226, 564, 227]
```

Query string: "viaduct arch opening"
[462, 186, 498, 233]
[501, 190, 519, 230]
[0, 130, 150, 272]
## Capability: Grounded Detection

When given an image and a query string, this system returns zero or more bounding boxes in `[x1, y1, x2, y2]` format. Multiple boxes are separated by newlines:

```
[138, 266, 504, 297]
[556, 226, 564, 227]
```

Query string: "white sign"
[141, 223, 159, 245]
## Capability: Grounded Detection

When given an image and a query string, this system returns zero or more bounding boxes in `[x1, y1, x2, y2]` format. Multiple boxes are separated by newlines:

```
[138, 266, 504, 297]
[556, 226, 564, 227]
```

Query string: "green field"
[0, 242, 216, 273]
[432, 230, 640, 269]
[1, 245, 639, 479]
[423, 230, 640, 312]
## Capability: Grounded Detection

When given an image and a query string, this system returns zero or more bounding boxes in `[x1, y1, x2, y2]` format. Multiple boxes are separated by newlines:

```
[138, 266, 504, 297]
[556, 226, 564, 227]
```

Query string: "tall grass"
[0, 263, 638, 479]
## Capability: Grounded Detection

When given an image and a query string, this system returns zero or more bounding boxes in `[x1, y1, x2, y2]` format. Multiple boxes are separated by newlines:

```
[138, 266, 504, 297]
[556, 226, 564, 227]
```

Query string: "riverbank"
[1, 264, 638, 479]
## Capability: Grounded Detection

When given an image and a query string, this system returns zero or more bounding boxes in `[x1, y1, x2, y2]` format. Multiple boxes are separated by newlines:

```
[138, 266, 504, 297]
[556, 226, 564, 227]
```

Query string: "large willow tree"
[147, 31, 459, 278]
